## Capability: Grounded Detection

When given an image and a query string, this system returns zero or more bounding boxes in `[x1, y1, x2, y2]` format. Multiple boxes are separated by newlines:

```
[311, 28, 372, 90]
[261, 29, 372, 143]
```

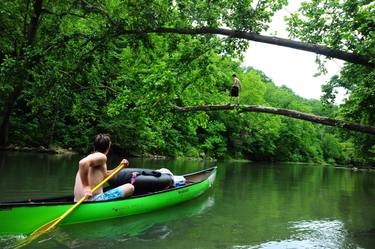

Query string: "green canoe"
[0, 167, 217, 235]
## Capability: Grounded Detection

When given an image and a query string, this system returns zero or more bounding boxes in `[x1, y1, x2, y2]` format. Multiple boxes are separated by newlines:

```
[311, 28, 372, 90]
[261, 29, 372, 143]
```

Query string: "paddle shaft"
[34, 161, 127, 234]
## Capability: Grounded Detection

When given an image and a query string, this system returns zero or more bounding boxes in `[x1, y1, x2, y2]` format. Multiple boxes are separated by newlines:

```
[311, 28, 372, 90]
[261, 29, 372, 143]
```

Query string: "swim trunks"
[230, 86, 239, 97]
[90, 186, 124, 201]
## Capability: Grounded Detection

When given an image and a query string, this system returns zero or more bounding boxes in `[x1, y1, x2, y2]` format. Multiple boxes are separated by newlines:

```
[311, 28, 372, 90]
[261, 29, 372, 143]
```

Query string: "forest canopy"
[0, 0, 374, 166]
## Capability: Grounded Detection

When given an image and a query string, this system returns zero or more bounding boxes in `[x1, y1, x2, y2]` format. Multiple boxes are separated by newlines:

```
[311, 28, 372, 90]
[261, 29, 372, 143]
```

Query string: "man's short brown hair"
[93, 134, 111, 153]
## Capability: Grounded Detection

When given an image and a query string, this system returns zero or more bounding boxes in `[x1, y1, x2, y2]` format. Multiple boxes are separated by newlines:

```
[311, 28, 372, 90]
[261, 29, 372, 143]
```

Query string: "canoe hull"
[0, 167, 216, 235]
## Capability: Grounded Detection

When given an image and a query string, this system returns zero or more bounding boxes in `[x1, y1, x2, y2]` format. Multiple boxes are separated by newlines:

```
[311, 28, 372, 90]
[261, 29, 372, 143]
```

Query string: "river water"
[0, 151, 374, 249]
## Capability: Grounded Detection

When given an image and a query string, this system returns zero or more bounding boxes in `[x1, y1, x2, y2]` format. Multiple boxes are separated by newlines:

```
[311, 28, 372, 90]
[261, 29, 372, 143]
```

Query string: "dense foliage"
[286, 0, 374, 165]
[0, 0, 373, 165]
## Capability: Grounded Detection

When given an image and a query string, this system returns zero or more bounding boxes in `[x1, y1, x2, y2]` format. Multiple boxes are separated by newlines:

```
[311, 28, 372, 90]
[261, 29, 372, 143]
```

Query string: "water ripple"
[233, 219, 361, 249]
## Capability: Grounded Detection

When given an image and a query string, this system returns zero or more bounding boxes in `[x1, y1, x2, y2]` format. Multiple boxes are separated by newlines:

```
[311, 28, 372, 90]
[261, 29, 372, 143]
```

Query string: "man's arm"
[105, 159, 129, 177]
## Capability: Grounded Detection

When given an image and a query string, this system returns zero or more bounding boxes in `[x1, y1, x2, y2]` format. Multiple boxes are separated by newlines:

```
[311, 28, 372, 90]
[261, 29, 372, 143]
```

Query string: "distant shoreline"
[0, 145, 373, 170]
[0, 144, 78, 155]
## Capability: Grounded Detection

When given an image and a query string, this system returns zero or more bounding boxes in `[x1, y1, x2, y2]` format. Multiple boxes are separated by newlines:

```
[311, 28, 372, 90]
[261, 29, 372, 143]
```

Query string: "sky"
[242, 1, 345, 102]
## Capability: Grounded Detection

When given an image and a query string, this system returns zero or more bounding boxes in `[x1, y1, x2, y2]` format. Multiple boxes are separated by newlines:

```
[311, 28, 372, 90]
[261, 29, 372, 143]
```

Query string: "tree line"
[0, 0, 374, 165]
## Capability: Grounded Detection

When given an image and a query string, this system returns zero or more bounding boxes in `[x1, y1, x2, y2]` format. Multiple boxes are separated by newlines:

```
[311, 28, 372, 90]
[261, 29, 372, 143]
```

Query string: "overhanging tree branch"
[121, 27, 374, 67]
[174, 104, 375, 135]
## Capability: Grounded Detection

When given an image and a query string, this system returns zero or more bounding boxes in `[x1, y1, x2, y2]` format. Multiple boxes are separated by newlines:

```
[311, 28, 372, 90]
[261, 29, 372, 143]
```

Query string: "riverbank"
[1, 145, 373, 170]
[0, 144, 78, 155]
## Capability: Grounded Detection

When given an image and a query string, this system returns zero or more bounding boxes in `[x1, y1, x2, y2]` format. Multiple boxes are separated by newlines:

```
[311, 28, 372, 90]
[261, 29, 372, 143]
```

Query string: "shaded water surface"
[0, 152, 374, 248]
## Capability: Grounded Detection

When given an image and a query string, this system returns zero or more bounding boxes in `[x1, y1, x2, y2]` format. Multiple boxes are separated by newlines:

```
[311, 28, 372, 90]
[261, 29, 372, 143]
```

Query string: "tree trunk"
[0, 84, 23, 145]
[173, 104, 375, 135]
[121, 27, 373, 67]
[27, 0, 43, 45]
[0, 0, 43, 146]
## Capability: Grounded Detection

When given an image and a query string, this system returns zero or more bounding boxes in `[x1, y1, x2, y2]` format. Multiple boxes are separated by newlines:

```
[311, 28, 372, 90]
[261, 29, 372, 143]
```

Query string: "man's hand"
[121, 159, 129, 167]
[83, 186, 93, 198]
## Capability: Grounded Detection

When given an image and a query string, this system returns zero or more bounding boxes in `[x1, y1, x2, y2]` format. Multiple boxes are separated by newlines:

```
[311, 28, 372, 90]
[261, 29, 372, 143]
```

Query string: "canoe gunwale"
[0, 167, 217, 209]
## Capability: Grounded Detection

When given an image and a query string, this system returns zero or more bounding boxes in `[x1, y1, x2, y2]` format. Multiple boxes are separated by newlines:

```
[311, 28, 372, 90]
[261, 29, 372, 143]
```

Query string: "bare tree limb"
[173, 104, 375, 135]
[120, 27, 374, 67]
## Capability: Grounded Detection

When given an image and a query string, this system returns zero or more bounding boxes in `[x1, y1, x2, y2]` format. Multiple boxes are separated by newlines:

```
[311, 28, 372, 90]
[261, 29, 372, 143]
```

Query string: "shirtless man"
[230, 74, 241, 105]
[74, 134, 134, 201]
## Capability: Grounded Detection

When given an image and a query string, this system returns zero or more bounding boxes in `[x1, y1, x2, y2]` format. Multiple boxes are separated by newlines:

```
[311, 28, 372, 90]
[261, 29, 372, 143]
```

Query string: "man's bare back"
[74, 152, 107, 201]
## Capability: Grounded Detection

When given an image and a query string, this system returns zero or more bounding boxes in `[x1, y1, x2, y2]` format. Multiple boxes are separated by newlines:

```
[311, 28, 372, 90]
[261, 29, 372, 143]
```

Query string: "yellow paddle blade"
[14, 162, 126, 248]
[13, 217, 59, 249]
[14, 195, 87, 248]
[30, 218, 59, 235]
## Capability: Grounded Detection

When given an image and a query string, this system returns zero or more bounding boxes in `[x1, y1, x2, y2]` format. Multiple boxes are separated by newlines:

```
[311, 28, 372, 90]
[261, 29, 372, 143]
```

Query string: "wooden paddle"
[15, 161, 128, 248]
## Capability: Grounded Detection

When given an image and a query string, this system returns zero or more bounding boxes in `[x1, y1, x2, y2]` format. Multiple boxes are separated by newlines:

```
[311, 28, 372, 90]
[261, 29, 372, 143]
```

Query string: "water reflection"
[62, 195, 214, 240]
[235, 220, 357, 249]
[290, 220, 356, 248]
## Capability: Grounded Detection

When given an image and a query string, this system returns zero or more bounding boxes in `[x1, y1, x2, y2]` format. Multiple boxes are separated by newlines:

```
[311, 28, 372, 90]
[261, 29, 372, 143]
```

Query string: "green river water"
[0, 151, 374, 249]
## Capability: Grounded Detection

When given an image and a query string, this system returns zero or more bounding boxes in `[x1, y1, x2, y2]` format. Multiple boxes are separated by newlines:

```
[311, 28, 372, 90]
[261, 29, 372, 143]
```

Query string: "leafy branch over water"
[0, 0, 373, 165]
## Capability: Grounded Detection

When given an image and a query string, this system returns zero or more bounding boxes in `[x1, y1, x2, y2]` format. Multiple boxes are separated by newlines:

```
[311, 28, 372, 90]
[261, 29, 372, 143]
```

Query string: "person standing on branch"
[74, 134, 134, 202]
[230, 74, 241, 105]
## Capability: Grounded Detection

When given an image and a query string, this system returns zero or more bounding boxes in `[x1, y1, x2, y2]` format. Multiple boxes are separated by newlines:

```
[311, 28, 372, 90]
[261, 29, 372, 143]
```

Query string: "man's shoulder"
[80, 152, 107, 165]
[91, 151, 106, 156]
[90, 152, 107, 161]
